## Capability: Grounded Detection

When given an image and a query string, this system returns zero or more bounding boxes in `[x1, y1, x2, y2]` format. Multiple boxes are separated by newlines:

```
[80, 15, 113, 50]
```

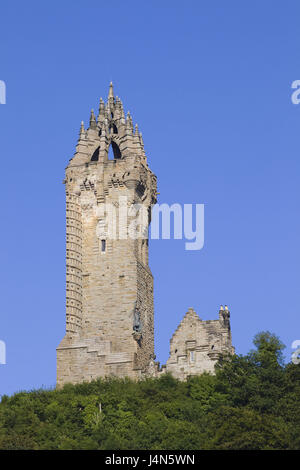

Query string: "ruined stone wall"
[165, 307, 234, 380]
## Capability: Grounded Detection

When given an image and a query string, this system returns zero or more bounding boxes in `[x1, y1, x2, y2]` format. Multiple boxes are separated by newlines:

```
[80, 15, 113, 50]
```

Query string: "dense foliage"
[1, 332, 299, 450]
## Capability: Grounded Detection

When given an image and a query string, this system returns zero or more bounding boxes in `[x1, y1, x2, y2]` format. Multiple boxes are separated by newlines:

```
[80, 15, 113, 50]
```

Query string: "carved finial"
[108, 81, 114, 100]
[101, 119, 107, 137]
[118, 101, 125, 123]
[98, 98, 105, 118]
[139, 132, 144, 147]
[126, 111, 133, 132]
[129, 112, 134, 130]
[224, 305, 229, 311]
[135, 123, 139, 135]
[77, 121, 86, 143]
[89, 109, 97, 129]
[120, 102, 125, 119]
[220, 305, 224, 310]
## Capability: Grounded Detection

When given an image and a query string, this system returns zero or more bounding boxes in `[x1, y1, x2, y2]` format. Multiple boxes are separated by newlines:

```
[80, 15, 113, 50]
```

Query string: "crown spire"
[89, 109, 97, 130]
[98, 98, 105, 120]
[108, 81, 114, 100]
[79, 120, 85, 136]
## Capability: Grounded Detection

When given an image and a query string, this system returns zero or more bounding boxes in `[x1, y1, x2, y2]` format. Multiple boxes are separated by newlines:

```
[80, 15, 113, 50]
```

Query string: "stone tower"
[57, 83, 157, 387]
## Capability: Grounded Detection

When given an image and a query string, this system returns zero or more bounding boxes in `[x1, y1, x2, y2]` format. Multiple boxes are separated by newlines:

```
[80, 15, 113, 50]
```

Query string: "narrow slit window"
[101, 240, 106, 252]
[190, 351, 195, 362]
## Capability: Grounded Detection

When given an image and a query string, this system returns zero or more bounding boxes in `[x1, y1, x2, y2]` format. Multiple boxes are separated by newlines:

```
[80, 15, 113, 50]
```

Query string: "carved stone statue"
[133, 301, 142, 332]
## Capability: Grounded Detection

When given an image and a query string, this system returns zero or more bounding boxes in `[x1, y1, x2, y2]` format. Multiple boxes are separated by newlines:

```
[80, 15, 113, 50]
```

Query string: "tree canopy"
[0, 331, 299, 450]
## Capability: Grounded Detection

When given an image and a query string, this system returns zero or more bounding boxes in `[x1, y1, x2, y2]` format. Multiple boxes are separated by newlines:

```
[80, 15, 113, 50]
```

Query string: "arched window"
[109, 123, 118, 134]
[91, 146, 100, 161]
[108, 145, 114, 160]
[108, 141, 121, 160]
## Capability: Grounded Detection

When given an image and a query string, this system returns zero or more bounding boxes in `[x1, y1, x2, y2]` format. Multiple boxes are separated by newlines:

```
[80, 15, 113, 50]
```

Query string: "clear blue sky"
[0, 0, 299, 395]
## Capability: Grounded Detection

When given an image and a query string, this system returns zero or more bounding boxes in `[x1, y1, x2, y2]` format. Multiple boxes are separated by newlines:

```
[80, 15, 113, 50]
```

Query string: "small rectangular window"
[190, 351, 195, 362]
[101, 240, 106, 252]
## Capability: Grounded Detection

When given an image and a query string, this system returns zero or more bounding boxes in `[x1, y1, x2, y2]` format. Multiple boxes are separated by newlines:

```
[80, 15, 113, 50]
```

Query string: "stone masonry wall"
[57, 84, 234, 387]
[164, 307, 234, 380]
[57, 84, 157, 387]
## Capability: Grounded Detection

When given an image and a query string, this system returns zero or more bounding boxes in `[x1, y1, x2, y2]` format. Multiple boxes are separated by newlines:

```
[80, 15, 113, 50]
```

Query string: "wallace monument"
[56, 83, 234, 387]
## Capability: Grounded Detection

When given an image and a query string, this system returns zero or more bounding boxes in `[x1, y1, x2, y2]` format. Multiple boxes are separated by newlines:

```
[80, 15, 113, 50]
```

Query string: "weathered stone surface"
[57, 84, 156, 387]
[164, 306, 234, 380]
[57, 84, 234, 386]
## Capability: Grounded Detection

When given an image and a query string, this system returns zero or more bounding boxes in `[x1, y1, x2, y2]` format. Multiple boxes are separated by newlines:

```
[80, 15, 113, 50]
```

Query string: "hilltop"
[0, 332, 299, 450]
